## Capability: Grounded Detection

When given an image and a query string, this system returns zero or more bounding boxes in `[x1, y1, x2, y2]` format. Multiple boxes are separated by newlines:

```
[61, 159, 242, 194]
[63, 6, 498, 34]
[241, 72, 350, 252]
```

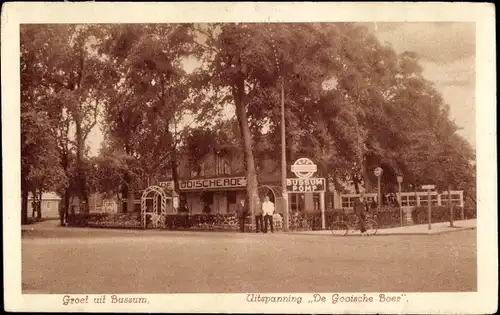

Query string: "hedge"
[70, 213, 143, 229]
[411, 206, 476, 224]
[68, 213, 281, 231]
[68, 205, 476, 231]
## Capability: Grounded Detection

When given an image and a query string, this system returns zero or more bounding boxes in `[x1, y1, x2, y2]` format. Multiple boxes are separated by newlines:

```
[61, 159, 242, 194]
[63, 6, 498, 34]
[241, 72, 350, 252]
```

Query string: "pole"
[398, 182, 402, 226]
[320, 191, 325, 230]
[377, 175, 381, 206]
[427, 189, 431, 230]
[448, 185, 453, 227]
[281, 76, 289, 232]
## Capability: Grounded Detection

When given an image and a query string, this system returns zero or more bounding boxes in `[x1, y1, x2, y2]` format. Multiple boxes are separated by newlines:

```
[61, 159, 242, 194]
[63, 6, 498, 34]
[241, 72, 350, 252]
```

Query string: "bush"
[411, 206, 463, 225]
[164, 213, 239, 230]
[323, 208, 409, 229]
[68, 206, 476, 231]
[70, 213, 142, 228]
[464, 207, 477, 219]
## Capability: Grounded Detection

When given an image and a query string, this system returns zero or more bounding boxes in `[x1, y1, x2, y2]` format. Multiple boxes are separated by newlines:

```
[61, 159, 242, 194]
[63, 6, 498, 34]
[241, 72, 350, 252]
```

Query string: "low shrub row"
[68, 205, 476, 231]
[164, 213, 240, 230]
[411, 206, 476, 224]
[70, 213, 143, 228]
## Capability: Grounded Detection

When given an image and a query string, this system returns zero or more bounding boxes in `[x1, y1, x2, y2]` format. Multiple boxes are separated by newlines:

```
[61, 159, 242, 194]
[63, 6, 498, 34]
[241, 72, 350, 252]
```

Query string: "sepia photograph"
[3, 2, 497, 314]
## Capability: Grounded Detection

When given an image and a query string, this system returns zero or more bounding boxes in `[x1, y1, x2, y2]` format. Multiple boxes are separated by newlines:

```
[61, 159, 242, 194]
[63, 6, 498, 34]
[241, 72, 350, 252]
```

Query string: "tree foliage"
[21, 22, 475, 223]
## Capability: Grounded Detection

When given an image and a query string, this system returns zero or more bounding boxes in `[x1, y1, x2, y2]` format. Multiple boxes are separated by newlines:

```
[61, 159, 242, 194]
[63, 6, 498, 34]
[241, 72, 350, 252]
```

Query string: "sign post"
[422, 184, 435, 230]
[374, 167, 383, 206]
[397, 176, 403, 226]
[290, 158, 325, 230]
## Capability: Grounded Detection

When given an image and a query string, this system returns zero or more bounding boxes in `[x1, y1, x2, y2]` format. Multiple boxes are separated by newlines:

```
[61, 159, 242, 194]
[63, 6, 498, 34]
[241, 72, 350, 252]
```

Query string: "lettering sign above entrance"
[159, 177, 247, 191]
[291, 157, 317, 179]
[286, 177, 326, 193]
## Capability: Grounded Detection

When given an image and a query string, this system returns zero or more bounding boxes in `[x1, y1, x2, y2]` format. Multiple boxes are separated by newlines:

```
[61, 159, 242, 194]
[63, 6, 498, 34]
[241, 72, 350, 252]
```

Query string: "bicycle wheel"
[330, 221, 348, 236]
[365, 219, 378, 236]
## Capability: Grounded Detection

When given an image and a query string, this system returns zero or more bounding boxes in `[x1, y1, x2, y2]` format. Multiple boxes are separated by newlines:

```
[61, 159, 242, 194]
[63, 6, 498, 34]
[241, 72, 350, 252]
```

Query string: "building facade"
[149, 148, 334, 215]
[125, 147, 465, 215]
[28, 192, 61, 219]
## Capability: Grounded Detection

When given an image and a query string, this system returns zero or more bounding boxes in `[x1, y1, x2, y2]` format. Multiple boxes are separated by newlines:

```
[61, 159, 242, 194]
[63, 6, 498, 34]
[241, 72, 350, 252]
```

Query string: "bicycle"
[330, 212, 378, 236]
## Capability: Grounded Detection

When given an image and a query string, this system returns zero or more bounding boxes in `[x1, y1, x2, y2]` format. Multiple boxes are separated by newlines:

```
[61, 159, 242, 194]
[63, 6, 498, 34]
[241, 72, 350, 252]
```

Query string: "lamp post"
[281, 76, 289, 232]
[270, 30, 289, 232]
[374, 167, 383, 206]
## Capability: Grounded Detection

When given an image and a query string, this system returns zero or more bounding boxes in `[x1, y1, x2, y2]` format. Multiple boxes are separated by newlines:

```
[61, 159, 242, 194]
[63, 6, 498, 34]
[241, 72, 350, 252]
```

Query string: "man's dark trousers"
[239, 214, 247, 232]
[255, 214, 263, 233]
[263, 214, 274, 233]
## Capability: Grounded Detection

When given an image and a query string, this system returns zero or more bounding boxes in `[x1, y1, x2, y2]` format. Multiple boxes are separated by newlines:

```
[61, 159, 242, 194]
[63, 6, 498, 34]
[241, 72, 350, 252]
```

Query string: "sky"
[370, 22, 476, 147]
[86, 22, 476, 155]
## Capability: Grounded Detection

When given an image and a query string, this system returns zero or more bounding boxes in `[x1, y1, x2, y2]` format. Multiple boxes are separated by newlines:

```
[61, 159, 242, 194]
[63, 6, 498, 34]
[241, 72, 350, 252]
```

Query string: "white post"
[398, 182, 402, 226]
[320, 191, 325, 230]
[427, 189, 432, 230]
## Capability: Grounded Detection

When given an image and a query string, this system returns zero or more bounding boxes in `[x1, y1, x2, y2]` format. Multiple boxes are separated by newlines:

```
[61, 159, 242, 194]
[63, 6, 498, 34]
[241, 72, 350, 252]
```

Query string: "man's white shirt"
[262, 201, 275, 216]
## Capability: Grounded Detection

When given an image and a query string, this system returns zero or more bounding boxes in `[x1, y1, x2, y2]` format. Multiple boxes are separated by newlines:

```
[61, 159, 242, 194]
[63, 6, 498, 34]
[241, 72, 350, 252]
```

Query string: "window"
[201, 192, 214, 204]
[216, 156, 231, 175]
[313, 193, 320, 211]
[45, 201, 51, 209]
[227, 191, 237, 204]
[401, 195, 417, 207]
[440, 193, 462, 206]
[327, 193, 334, 209]
[341, 196, 355, 208]
[341, 197, 349, 208]
[290, 194, 305, 212]
[166, 169, 173, 180]
[366, 196, 376, 204]
[201, 192, 214, 213]
[420, 194, 438, 206]
[291, 194, 298, 212]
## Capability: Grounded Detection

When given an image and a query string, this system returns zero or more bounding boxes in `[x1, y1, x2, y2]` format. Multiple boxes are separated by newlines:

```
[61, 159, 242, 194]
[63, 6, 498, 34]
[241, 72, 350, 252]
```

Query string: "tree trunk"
[120, 183, 128, 213]
[361, 158, 372, 192]
[352, 173, 360, 194]
[233, 79, 259, 218]
[123, 142, 135, 213]
[75, 114, 89, 214]
[127, 188, 135, 213]
[63, 188, 70, 225]
[37, 189, 42, 220]
[123, 174, 135, 213]
[21, 184, 29, 225]
[125, 174, 135, 213]
[31, 187, 38, 219]
[448, 184, 453, 227]
[171, 139, 181, 198]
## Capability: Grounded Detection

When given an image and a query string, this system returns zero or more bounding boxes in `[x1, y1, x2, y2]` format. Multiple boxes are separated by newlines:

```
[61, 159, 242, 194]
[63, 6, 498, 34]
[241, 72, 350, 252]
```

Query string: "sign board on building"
[422, 184, 436, 190]
[374, 167, 383, 177]
[286, 177, 325, 193]
[159, 176, 247, 191]
[291, 158, 317, 179]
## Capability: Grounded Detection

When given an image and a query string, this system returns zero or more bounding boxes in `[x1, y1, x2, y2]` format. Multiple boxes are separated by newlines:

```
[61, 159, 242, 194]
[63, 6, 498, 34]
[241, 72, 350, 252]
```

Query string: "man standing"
[262, 196, 275, 233]
[236, 198, 248, 233]
[354, 191, 369, 235]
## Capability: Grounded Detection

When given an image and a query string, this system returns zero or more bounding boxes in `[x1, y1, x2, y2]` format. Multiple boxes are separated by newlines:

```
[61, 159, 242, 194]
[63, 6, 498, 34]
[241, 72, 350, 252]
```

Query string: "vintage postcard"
[2, 2, 497, 314]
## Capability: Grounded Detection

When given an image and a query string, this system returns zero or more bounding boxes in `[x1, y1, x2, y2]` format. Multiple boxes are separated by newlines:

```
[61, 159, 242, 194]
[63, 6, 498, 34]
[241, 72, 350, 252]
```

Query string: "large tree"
[21, 24, 117, 218]
[101, 24, 197, 211]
